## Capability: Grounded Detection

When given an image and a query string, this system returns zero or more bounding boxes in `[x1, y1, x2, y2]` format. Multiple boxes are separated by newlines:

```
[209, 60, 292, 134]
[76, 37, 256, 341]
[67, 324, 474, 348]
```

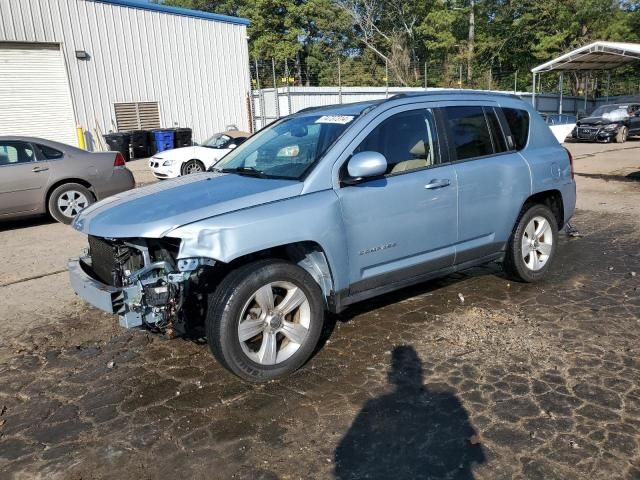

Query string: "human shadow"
[334, 346, 486, 480]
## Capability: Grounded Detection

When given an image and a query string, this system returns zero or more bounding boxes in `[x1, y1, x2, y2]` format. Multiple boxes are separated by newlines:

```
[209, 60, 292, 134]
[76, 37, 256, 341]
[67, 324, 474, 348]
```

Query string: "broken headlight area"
[83, 235, 214, 336]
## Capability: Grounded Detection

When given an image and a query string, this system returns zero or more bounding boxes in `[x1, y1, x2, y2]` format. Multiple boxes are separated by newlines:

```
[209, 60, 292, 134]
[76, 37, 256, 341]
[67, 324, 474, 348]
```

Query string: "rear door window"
[443, 106, 494, 160]
[501, 108, 530, 150]
[0, 141, 36, 165]
[485, 108, 508, 153]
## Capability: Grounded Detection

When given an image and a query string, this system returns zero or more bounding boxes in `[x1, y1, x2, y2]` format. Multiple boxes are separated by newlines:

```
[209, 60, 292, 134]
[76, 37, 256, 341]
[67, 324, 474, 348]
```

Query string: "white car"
[149, 130, 250, 179]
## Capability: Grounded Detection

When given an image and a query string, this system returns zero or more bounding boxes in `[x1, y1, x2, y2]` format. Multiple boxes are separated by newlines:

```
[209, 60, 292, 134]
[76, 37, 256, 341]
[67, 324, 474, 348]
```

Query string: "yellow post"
[76, 125, 86, 150]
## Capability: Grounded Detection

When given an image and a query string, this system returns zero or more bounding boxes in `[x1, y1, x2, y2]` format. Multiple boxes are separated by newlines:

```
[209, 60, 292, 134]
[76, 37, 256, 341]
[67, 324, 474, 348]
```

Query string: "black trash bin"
[130, 130, 152, 158]
[174, 128, 193, 148]
[103, 132, 131, 162]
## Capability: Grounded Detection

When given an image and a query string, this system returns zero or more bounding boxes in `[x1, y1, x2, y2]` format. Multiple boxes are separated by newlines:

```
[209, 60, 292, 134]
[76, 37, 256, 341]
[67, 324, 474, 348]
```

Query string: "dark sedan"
[0, 136, 135, 224]
[571, 103, 640, 143]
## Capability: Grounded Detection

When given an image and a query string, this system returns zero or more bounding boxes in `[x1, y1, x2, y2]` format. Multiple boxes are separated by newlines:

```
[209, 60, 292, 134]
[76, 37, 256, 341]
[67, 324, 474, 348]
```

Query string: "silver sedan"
[0, 136, 135, 224]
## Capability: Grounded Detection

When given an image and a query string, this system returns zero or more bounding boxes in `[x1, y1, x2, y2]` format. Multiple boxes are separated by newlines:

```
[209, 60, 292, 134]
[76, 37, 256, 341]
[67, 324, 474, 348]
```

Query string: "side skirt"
[328, 252, 504, 314]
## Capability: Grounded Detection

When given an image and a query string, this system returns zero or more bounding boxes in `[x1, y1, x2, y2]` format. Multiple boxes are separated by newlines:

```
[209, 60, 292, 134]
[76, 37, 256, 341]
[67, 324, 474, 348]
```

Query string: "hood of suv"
[577, 116, 625, 127]
[73, 173, 303, 238]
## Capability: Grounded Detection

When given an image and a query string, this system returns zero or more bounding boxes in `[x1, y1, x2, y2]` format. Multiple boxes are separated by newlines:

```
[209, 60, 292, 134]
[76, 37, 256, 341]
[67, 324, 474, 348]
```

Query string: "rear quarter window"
[37, 144, 64, 159]
[502, 108, 530, 150]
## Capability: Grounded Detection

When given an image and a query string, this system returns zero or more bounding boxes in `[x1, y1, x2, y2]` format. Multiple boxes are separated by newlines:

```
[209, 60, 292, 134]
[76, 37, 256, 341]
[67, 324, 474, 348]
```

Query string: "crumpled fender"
[168, 190, 350, 292]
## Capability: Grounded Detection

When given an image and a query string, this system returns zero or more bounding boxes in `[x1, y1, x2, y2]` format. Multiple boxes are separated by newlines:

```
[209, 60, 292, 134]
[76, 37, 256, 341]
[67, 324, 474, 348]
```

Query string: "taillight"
[563, 147, 574, 180]
[114, 152, 126, 168]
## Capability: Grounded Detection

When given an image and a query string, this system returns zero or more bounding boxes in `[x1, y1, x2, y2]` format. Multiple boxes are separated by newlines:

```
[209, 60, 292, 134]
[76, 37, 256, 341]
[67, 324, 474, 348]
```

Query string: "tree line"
[162, 0, 640, 93]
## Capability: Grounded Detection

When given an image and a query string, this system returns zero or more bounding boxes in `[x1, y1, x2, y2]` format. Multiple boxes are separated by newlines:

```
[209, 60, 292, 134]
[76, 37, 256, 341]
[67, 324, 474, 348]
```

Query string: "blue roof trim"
[91, 0, 251, 26]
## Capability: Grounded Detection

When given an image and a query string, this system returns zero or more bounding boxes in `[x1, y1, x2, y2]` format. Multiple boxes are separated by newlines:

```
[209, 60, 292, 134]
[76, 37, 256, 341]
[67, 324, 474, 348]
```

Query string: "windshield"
[203, 134, 232, 149]
[591, 105, 629, 121]
[214, 114, 357, 179]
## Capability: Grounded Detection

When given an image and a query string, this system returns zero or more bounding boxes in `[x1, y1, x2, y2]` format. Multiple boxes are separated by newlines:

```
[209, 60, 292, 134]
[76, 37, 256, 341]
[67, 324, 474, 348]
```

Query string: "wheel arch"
[519, 189, 564, 229]
[181, 158, 205, 174]
[45, 178, 95, 213]
[211, 241, 336, 310]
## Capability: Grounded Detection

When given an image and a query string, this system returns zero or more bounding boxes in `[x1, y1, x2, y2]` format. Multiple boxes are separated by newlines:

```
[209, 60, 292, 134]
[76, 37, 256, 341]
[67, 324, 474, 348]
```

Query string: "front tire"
[615, 126, 628, 143]
[206, 259, 325, 382]
[181, 159, 205, 175]
[48, 183, 94, 224]
[503, 204, 559, 282]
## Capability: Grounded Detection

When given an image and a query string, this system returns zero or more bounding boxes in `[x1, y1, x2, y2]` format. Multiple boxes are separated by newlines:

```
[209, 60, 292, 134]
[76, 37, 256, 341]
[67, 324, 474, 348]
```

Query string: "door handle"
[32, 166, 49, 173]
[424, 179, 451, 190]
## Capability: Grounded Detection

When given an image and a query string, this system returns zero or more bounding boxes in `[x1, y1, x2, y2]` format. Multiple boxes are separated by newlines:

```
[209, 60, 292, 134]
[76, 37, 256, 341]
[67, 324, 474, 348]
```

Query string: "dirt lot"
[1, 141, 639, 479]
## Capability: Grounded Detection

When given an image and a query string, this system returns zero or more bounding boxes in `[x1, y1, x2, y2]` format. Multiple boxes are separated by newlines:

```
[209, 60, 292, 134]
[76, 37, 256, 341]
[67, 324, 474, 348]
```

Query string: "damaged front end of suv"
[69, 235, 215, 336]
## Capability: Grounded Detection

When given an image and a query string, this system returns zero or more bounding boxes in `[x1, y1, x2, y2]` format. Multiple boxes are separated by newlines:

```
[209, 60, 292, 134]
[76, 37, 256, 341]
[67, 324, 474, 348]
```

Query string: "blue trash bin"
[152, 129, 175, 153]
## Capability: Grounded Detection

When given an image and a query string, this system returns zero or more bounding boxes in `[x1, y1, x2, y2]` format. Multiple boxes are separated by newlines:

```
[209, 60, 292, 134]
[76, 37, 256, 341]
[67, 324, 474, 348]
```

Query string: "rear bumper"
[561, 181, 577, 226]
[95, 169, 136, 200]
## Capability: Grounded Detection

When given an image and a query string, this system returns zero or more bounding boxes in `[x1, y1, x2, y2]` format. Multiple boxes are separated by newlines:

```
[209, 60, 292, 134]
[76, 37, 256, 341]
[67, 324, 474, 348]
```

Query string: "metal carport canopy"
[530, 41, 640, 113]
[532, 41, 640, 73]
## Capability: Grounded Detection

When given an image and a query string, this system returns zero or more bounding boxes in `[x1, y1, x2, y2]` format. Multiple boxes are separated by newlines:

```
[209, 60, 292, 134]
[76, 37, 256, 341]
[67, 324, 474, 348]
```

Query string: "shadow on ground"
[334, 346, 485, 480]
[0, 215, 54, 232]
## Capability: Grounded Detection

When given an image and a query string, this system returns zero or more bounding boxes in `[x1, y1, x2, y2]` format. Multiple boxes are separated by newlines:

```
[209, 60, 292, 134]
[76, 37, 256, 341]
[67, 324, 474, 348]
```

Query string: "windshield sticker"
[315, 115, 354, 125]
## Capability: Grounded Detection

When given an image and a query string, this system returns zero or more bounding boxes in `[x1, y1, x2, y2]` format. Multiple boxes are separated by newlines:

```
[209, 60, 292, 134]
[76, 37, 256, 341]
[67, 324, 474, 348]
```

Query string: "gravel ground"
[0, 141, 639, 480]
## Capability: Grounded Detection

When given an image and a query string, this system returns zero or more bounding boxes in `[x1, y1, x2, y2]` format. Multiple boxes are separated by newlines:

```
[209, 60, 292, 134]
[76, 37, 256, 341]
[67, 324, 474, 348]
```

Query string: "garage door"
[0, 43, 78, 147]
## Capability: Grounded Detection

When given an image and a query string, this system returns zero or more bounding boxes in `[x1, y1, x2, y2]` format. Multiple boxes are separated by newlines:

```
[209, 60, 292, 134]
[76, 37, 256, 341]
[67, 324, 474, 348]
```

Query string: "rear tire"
[206, 259, 325, 382]
[503, 204, 559, 282]
[181, 159, 205, 175]
[48, 183, 94, 224]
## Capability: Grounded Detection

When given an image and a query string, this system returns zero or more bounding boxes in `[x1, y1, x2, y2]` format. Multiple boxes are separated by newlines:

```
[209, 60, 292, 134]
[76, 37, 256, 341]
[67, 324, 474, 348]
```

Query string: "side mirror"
[346, 151, 387, 181]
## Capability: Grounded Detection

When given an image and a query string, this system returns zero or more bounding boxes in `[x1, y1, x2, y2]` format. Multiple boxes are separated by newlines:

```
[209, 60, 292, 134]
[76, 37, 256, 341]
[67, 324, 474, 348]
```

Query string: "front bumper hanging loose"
[69, 253, 215, 330]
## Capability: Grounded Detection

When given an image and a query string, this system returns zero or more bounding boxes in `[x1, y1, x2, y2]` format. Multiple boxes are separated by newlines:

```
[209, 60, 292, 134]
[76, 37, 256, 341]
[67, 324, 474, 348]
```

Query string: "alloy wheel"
[185, 161, 203, 174]
[521, 215, 553, 271]
[57, 190, 90, 218]
[237, 281, 311, 365]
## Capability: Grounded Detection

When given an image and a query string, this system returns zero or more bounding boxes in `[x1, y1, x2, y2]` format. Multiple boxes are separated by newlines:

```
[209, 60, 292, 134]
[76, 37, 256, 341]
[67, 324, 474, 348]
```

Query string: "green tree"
[161, 0, 640, 91]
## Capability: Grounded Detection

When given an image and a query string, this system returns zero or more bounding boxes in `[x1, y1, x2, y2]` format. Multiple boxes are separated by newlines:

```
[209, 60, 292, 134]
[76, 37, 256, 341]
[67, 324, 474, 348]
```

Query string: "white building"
[0, 0, 251, 148]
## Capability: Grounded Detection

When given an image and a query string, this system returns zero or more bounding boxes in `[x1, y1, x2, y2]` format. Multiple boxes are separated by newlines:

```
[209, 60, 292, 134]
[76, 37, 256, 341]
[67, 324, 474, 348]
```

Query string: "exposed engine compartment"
[83, 236, 211, 336]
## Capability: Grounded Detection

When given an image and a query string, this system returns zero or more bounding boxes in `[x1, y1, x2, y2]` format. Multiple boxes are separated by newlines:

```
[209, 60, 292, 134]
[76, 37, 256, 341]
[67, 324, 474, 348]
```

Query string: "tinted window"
[444, 106, 494, 160]
[0, 142, 35, 166]
[502, 108, 530, 150]
[215, 114, 353, 179]
[485, 108, 508, 153]
[355, 109, 439, 175]
[37, 144, 63, 159]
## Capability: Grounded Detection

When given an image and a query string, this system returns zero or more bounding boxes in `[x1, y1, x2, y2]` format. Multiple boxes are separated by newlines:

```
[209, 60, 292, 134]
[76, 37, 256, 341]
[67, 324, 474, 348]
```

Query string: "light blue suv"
[69, 91, 576, 381]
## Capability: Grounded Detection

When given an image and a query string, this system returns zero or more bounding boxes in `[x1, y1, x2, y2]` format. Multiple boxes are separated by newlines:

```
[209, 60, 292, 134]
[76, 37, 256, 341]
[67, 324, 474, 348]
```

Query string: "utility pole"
[385, 59, 389, 98]
[338, 57, 342, 104]
[424, 62, 427, 89]
[468, 0, 475, 83]
[514, 70, 518, 93]
[559, 72, 564, 115]
[255, 58, 265, 129]
[272, 58, 280, 119]
[285, 59, 292, 116]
